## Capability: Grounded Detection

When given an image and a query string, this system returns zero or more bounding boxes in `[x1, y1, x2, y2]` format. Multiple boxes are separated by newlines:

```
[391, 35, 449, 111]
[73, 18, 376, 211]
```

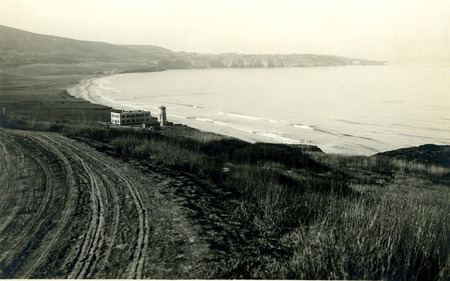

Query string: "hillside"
[376, 144, 450, 168]
[0, 25, 387, 68]
[0, 25, 173, 64]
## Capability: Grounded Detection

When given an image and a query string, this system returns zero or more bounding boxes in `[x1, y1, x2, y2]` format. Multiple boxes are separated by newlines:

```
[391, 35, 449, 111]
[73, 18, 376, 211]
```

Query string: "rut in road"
[20, 136, 78, 278]
[1, 142, 54, 271]
[35, 135, 110, 279]
[41, 134, 149, 279]
[0, 132, 28, 233]
[0, 133, 20, 233]
[0, 129, 216, 279]
[0, 131, 72, 277]
[27, 135, 106, 279]
[68, 158, 105, 279]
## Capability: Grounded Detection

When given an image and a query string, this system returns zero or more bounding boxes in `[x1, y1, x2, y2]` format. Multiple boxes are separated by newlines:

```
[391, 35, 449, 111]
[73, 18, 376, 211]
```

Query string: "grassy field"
[1, 63, 449, 279]
[0, 62, 161, 122]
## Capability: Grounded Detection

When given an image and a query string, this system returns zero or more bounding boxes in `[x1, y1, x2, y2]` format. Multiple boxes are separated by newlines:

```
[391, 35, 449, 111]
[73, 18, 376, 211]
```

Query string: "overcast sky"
[1, 0, 450, 63]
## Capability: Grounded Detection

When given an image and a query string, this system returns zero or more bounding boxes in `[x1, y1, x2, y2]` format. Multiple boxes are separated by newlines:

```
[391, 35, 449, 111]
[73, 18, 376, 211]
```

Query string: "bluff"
[0, 25, 386, 68]
[375, 144, 450, 168]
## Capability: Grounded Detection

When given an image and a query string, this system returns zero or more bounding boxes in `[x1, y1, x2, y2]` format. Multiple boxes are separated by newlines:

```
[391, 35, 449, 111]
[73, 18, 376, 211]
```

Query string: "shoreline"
[67, 75, 122, 108]
[63, 72, 386, 156]
[66, 74, 329, 151]
[64, 69, 449, 157]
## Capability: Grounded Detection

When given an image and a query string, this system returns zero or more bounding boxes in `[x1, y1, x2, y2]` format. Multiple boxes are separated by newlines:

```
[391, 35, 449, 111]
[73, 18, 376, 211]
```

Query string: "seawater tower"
[158, 105, 167, 126]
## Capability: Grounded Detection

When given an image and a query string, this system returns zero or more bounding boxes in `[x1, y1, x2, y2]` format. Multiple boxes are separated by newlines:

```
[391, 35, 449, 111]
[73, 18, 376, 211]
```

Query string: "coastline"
[66, 74, 329, 150]
[63, 68, 450, 156]
[67, 75, 124, 109]
[65, 74, 291, 145]
[63, 72, 387, 156]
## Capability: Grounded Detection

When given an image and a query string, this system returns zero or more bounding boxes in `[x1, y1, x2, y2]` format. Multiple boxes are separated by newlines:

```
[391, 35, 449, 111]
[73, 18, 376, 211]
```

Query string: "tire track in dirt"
[19, 136, 78, 278]
[43, 135, 149, 279]
[66, 153, 106, 279]
[0, 133, 55, 264]
[85, 155, 148, 279]
[1, 129, 216, 278]
[0, 142, 54, 263]
[0, 131, 71, 277]
[37, 135, 106, 279]
[0, 136, 11, 207]
[0, 131, 105, 278]
[0, 132, 26, 233]
[21, 134, 115, 278]
[95, 175, 121, 273]
[0, 134, 15, 233]
[112, 167, 148, 279]
[39, 136, 146, 279]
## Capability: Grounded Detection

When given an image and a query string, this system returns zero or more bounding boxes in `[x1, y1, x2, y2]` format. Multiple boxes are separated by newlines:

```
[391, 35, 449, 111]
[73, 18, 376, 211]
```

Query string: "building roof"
[111, 110, 150, 113]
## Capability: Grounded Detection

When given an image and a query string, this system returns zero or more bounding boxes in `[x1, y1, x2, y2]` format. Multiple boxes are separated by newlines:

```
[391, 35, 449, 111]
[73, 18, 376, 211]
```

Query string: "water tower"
[158, 105, 167, 126]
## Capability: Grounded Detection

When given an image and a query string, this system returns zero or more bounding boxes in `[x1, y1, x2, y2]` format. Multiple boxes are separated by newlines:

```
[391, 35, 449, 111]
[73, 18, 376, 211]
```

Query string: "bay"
[69, 65, 450, 155]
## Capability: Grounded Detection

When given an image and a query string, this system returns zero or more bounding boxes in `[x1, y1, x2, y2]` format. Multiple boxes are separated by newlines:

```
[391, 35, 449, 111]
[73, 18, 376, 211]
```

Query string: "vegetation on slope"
[376, 144, 450, 168]
[2, 113, 449, 280]
[0, 25, 173, 64]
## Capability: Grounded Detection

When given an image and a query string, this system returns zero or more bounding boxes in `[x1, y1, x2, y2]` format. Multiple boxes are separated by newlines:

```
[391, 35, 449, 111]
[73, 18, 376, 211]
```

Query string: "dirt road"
[0, 128, 218, 278]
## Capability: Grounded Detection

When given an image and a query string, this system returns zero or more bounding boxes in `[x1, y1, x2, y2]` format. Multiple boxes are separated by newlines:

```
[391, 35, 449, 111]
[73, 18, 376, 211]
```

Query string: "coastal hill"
[376, 144, 450, 168]
[0, 25, 173, 65]
[0, 25, 386, 68]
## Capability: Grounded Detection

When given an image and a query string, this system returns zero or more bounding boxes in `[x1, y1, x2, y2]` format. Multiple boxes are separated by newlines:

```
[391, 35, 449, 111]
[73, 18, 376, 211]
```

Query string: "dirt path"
[0, 128, 214, 278]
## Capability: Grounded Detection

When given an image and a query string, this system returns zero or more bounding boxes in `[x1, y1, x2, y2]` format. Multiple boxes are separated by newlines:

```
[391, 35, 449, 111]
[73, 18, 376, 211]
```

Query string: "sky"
[1, 0, 450, 63]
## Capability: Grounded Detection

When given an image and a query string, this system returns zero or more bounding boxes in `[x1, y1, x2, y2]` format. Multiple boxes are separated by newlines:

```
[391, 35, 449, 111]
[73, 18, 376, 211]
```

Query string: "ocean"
[68, 65, 450, 155]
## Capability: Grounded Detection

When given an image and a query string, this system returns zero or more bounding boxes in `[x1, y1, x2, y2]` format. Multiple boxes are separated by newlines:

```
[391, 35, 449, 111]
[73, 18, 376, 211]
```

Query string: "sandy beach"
[67, 76, 126, 109]
[65, 75, 303, 146]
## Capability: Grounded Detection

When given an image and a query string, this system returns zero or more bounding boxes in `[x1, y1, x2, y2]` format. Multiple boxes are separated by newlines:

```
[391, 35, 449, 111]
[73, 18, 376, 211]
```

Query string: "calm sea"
[71, 65, 450, 155]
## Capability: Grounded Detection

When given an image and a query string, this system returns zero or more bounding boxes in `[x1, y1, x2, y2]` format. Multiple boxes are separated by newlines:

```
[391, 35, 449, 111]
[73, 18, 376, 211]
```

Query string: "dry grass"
[2, 116, 449, 280]
[275, 177, 450, 280]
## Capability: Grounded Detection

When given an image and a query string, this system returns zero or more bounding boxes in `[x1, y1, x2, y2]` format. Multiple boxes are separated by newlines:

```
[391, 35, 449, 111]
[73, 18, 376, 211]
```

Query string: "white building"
[111, 110, 157, 125]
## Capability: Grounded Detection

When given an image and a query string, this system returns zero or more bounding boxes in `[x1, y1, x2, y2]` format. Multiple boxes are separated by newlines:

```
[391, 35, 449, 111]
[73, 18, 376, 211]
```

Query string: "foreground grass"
[1, 114, 449, 280]
[277, 178, 449, 280]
